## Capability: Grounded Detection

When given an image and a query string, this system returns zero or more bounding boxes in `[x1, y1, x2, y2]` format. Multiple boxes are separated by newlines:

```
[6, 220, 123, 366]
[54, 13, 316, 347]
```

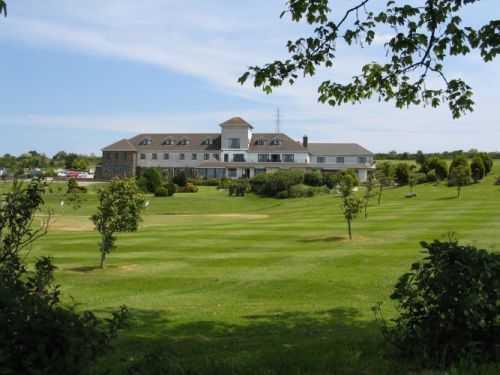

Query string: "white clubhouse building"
[98, 117, 375, 182]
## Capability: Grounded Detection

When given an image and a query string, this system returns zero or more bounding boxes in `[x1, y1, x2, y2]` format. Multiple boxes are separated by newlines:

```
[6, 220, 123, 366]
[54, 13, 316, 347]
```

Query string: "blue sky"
[0, 0, 499, 155]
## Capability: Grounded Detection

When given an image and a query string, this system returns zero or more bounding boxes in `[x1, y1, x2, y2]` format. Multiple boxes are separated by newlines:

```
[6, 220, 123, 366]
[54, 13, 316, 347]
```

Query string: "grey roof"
[307, 143, 373, 156]
[249, 133, 306, 152]
[219, 117, 254, 129]
[102, 139, 137, 152]
[127, 133, 221, 151]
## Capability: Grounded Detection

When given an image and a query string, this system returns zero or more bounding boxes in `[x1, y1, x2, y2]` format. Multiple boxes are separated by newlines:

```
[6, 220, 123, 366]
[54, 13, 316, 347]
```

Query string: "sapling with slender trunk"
[92, 178, 145, 268]
[363, 173, 376, 219]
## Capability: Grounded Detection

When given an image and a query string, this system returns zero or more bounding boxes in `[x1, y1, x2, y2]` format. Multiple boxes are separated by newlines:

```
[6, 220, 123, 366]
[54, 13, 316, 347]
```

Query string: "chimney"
[302, 135, 308, 148]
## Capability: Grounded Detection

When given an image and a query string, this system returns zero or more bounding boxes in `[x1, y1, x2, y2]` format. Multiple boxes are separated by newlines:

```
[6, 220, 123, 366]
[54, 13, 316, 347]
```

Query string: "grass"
[2, 165, 500, 374]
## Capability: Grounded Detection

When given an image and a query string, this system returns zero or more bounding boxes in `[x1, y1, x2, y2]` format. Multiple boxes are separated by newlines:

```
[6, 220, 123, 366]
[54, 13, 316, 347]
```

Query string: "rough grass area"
[2, 164, 500, 374]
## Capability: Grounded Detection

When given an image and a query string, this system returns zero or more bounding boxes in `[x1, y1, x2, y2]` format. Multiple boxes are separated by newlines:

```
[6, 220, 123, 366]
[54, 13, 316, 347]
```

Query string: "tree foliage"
[379, 239, 500, 367]
[0, 0, 6, 17]
[92, 179, 145, 268]
[240, 0, 499, 118]
[470, 155, 486, 183]
[0, 179, 128, 374]
[341, 195, 363, 240]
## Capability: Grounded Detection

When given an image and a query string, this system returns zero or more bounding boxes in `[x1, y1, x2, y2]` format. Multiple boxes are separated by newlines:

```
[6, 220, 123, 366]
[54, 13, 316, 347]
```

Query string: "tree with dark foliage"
[240, 0, 499, 118]
[0, 179, 128, 375]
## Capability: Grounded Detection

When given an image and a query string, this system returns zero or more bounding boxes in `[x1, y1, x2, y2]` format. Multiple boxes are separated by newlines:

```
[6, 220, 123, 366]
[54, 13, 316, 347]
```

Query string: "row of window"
[138, 138, 218, 146]
[140, 152, 220, 161]
[225, 137, 284, 149]
[257, 153, 294, 163]
[105, 152, 132, 161]
[316, 156, 368, 164]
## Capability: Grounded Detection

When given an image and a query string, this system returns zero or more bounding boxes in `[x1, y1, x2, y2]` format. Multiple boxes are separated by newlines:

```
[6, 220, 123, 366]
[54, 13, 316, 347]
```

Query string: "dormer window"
[162, 138, 174, 146]
[202, 138, 213, 145]
[255, 139, 266, 146]
[270, 138, 282, 146]
[179, 138, 191, 146]
[139, 138, 153, 146]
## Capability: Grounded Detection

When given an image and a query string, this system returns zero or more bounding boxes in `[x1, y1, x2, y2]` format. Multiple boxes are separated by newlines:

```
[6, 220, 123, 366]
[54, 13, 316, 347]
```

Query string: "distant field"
[3, 163, 500, 374]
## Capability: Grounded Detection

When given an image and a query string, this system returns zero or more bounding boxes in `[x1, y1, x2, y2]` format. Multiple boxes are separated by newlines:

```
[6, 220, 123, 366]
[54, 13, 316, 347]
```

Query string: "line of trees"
[375, 149, 500, 161]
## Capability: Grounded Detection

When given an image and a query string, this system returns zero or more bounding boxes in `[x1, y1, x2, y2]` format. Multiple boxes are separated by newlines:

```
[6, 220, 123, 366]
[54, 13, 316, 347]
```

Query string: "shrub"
[304, 170, 323, 186]
[427, 157, 448, 180]
[323, 173, 340, 189]
[249, 170, 304, 198]
[425, 169, 438, 182]
[197, 178, 220, 186]
[217, 178, 232, 190]
[478, 152, 493, 175]
[495, 176, 500, 186]
[172, 171, 187, 187]
[176, 182, 198, 193]
[380, 240, 500, 367]
[154, 187, 169, 197]
[138, 168, 164, 194]
[470, 155, 486, 183]
[67, 178, 87, 194]
[340, 169, 360, 186]
[228, 181, 248, 197]
[394, 163, 411, 185]
[289, 184, 315, 198]
[166, 182, 176, 196]
[275, 190, 289, 199]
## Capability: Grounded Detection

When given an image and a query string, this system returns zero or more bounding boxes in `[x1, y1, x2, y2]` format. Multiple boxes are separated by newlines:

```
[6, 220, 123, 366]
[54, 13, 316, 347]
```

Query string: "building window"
[258, 154, 269, 162]
[140, 153, 146, 160]
[255, 139, 266, 146]
[213, 153, 220, 160]
[162, 138, 173, 145]
[228, 168, 237, 178]
[180, 153, 185, 160]
[204, 153, 210, 160]
[317, 156, 326, 163]
[284, 154, 295, 162]
[164, 153, 169, 160]
[270, 138, 282, 146]
[336, 157, 345, 164]
[114, 152, 119, 160]
[233, 154, 245, 162]
[192, 153, 197, 160]
[271, 154, 281, 162]
[139, 138, 152, 146]
[227, 138, 240, 149]
[152, 153, 158, 160]
[358, 156, 367, 164]
[224, 154, 229, 162]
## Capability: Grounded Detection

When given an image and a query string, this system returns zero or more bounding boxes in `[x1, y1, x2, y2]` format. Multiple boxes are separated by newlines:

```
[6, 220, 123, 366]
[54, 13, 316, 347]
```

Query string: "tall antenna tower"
[275, 107, 281, 134]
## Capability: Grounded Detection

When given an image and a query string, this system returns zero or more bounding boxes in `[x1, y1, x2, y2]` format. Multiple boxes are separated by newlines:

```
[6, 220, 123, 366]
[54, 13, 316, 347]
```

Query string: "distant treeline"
[0, 151, 101, 175]
[375, 149, 500, 160]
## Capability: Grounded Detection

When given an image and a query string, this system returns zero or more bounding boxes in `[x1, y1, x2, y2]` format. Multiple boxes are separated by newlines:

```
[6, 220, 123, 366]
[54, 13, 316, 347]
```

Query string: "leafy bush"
[67, 177, 87, 194]
[228, 181, 249, 197]
[340, 169, 359, 186]
[155, 182, 176, 197]
[478, 152, 493, 175]
[154, 187, 169, 197]
[172, 171, 187, 187]
[176, 182, 198, 193]
[0, 179, 128, 375]
[289, 184, 314, 198]
[216, 178, 232, 190]
[137, 168, 164, 194]
[323, 173, 340, 189]
[427, 157, 448, 180]
[394, 163, 411, 185]
[495, 176, 500, 186]
[196, 178, 220, 186]
[275, 190, 289, 199]
[425, 169, 438, 182]
[380, 240, 500, 367]
[471, 155, 486, 183]
[304, 170, 323, 186]
[249, 170, 304, 198]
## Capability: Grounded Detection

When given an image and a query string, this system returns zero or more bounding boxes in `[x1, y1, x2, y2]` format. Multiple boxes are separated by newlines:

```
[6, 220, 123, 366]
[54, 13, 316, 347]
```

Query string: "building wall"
[310, 154, 373, 165]
[136, 151, 220, 168]
[101, 151, 137, 178]
[220, 125, 251, 150]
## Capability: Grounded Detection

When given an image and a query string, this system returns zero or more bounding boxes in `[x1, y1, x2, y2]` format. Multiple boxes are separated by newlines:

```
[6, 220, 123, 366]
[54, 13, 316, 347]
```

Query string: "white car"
[77, 172, 94, 179]
[57, 171, 67, 177]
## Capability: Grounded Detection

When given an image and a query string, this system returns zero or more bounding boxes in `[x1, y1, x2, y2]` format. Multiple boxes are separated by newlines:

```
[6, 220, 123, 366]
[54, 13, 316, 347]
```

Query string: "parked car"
[57, 171, 67, 178]
[77, 172, 94, 180]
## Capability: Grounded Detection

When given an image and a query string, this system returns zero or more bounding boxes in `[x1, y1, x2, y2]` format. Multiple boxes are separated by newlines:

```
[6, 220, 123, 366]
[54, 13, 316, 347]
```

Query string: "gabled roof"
[128, 133, 221, 151]
[102, 139, 137, 152]
[307, 143, 373, 156]
[219, 117, 254, 129]
[249, 133, 306, 152]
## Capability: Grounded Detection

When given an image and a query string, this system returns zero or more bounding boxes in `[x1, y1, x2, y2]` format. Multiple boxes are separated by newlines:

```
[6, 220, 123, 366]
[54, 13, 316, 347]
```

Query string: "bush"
[394, 163, 411, 185]
[323, 173, 340, 189]
[495, 176, 500, 186]
[289, 184, 314, 198]
[217, 178, 232, 190]
[249, 170, 304, 198]
[176, 182, 198, 193]
[138, 168, 164, 194]
[196, 178, 220, 186]
[67, 178, 87, 194]
[471, 156, 486, 183]
[275, 190, 289, 199]
[380, 240, 500, 367]
[340, 169, 359, 186]
[228, 181, 248, 197]
[427, 157, 448, 180]
[425, 169, 438, 182]
[478, 152, 493, 175]
[304, 170, 323, 186]
[154, 187, 169, 197]
[154, 182, 176, 197]
[172, 172, 187, 187]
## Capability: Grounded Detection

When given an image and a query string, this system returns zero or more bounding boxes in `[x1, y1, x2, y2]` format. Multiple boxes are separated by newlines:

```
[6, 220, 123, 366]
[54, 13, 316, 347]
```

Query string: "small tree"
[449, 165, 471, 199]
[341, 196, 363, 240]
[172, 171, 187, 187]
[470, 156, 486, 183]
[92, 179, 145, 268]
[363, 173, 376, 219]
[138, 168, 164, 194]
[408, 172, 417, 194]
[394, 163, 411, 185]
[376, 162, 394, 206]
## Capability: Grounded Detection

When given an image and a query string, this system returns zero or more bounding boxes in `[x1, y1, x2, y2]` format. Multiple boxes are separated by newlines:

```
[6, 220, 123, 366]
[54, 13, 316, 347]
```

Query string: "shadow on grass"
[97, 307, 412, 375]
[68, 265, 118, 273]
[435, 195, 459, 201]
[298, 236, 347, 243]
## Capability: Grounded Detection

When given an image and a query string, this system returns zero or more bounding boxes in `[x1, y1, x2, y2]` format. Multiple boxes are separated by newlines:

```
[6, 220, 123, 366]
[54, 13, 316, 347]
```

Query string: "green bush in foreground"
[379, 240, 500, 368]
[249, 170, 304, 198]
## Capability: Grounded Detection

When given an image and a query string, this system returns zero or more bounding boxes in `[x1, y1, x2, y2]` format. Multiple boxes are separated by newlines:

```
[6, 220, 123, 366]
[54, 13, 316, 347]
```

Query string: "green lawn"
[5, 165, 500, 374]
